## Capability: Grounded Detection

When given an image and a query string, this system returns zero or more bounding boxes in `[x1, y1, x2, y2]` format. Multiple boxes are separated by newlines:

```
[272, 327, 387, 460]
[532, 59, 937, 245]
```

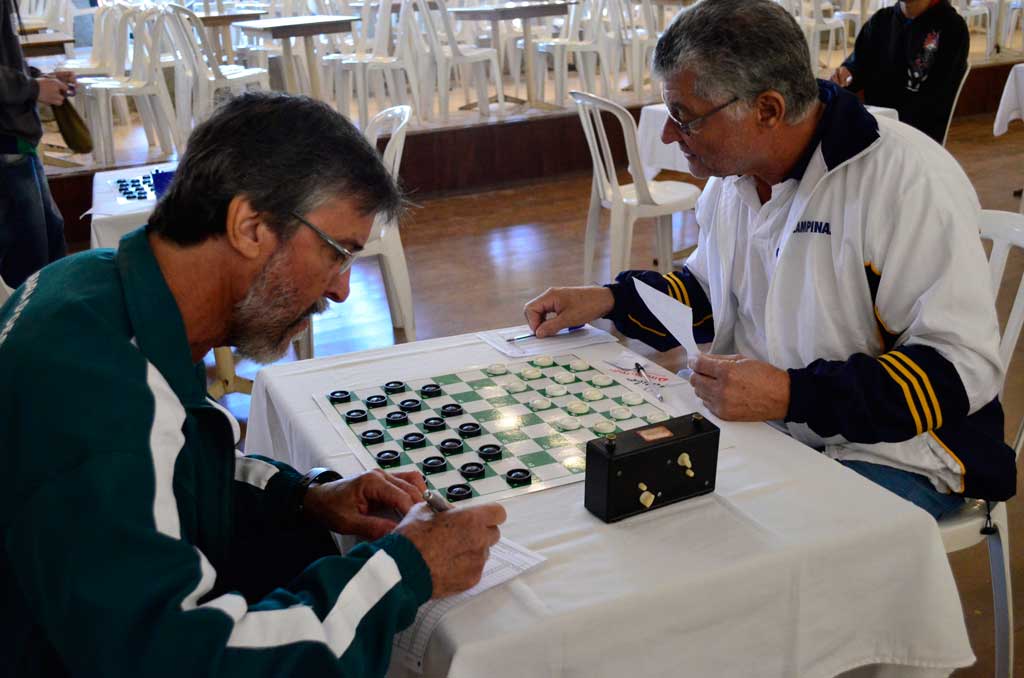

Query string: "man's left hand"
[303, 469, 427, 540]
[688, 353, 790, 421]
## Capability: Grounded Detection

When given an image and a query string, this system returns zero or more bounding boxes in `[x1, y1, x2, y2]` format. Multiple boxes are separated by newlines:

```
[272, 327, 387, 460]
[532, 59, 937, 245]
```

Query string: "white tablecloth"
[995, 63, 1024, 136]
[90, 162, 177, 249]
[247, 332, 973, 678]
[636, 104, 900, 179]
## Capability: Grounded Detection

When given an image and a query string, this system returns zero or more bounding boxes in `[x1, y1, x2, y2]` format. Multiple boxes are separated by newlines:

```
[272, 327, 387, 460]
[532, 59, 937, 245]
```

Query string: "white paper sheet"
[392, 538, 546, 673]
[476, 324, 617, 358]
[633, 278, 700, 356]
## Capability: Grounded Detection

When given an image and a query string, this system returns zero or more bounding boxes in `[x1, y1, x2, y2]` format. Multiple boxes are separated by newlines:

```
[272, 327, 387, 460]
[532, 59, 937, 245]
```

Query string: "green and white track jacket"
[0, 227, 432, 677]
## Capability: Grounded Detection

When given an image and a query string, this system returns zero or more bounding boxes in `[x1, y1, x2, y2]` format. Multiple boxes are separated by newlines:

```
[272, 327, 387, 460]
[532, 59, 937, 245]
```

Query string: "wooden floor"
[210, 112, 1024, 675]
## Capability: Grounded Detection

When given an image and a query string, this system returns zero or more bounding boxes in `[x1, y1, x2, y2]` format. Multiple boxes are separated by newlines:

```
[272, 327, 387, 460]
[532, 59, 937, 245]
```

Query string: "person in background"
[831, 0, 969, 144]
[0, 0, 73, 288]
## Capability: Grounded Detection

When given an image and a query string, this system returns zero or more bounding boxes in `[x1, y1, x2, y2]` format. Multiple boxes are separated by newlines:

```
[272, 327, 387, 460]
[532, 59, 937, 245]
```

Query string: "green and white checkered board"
[320, 353, 672, 504]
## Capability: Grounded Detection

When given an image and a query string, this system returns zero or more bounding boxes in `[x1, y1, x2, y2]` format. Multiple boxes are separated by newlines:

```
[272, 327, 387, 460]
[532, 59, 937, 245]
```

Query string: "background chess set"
[317, 353, 675, 504]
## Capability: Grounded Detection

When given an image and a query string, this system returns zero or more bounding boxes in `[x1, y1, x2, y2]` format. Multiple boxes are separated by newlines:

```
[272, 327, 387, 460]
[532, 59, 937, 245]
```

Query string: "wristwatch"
[298, 467, 342, 515]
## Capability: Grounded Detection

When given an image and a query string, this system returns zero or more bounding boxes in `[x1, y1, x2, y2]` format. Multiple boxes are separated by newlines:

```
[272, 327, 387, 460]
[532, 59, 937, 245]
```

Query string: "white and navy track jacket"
[607, 81, 1016, 501]
[0, 228, 432, 677]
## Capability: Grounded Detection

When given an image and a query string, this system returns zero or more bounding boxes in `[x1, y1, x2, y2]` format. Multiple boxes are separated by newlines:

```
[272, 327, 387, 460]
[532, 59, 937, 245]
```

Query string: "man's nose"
[325, 268, 352, 303]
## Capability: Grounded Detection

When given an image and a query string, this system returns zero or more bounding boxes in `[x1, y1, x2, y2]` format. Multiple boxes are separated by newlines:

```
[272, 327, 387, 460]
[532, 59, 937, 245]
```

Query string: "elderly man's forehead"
[661, 70, 704, 111]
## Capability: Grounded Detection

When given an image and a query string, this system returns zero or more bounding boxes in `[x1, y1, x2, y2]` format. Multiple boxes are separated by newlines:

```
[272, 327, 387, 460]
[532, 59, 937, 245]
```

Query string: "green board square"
[517, 412, 543, 427]
[495, 429, 529, 444]
[451, 390, 483, 404]
[434, 374, 461, 385]
[467, 378, 496, 389]
[473, 408, 503, 422]
[534, 434, 569, 450]
[487, 395, 519, 407]
[518, 451, 558, 468]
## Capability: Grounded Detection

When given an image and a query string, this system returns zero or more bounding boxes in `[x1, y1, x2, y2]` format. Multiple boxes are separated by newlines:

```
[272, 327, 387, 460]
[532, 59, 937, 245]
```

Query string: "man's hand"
[395, 503, 506, 599]
[524, 286, 614, 338]
[50, 70, 77, 85]
[303, 469, 427, 540]
[688, 353, 790, 421]
[36, 78, 67, 106]
[830, 66, 853, 87]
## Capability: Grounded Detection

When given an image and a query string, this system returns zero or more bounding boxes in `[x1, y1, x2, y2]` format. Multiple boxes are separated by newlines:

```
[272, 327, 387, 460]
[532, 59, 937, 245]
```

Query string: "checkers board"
[318, 353, 673, 505]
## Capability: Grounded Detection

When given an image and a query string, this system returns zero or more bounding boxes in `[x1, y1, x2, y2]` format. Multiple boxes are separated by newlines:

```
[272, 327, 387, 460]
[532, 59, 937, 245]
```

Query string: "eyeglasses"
[289, 211, 360, 274]
[664, 96, 739, 136]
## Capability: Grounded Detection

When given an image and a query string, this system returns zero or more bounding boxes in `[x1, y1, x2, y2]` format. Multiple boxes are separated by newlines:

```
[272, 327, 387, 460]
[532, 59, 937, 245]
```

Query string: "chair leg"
[491, 54, 504, 118]
[437, 59, 451, 122]
[474, 61, 489, 120]
[379, 229, 416, 341]
[608, 204, 631, 278]
[988, 506, 1013, 678]
[335, 68, 353, 122]
[136, 95, 158, 147]
[583, 179, 601, 284]
[655, 214, 673, 273]
[553, 47, 567, 107]
[355, 64, 369, 129]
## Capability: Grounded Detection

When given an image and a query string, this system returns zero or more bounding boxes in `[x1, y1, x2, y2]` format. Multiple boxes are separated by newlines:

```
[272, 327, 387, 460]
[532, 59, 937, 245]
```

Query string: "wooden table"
[195, 9, 268, 63]
[449, 0, 571, 110]
[236, 15, 357, 99]
[20, 32, 75, 58]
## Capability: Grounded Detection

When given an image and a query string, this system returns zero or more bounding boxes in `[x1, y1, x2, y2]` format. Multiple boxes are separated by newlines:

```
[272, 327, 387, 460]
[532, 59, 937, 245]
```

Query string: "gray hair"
[149, 92, 402, 246]
[652, 0, 819, 123]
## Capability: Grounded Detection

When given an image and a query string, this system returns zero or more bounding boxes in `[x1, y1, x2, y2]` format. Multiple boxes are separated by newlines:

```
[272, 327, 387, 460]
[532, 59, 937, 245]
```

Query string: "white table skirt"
[90, 162, 177, 249]
[636, 104, 900, 179]
[995, 63, 1024, 136]
[247, 331, 972, 678]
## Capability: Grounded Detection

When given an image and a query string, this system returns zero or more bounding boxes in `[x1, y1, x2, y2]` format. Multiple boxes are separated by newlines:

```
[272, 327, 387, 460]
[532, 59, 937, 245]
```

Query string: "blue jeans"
[0, 153, 67, 289]
[839, 459, 965, 520]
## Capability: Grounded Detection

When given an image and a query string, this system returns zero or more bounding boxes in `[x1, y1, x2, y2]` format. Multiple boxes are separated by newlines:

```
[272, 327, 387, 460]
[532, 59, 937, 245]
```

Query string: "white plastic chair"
[324, 0, 423, 129]
[571, 90, 702, 282]
[293, 105, 414, 360]
[938, 209, 1024, 678]
[941, 63, 970, 147]
[531, 0, 613, 107]
[1003, 0, 1023, 51]
[80, 6, 181, 166]
[413, 0, 504, 122]
[165, 4, 269, 145]
[604, 0, 660, 100]
[956, 0, 998, 56]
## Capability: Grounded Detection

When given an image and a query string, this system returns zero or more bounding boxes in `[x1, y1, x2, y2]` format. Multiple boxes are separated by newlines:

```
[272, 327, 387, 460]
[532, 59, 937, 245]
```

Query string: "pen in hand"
[423, 490, 453, 513]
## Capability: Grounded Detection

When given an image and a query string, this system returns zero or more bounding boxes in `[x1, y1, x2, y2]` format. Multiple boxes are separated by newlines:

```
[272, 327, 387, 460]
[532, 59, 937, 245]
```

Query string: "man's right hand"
[523, 286, 615, 338]
[395, 503, 506, 599]
[830, 66, 853, 87]
[36, 78, 67, 106]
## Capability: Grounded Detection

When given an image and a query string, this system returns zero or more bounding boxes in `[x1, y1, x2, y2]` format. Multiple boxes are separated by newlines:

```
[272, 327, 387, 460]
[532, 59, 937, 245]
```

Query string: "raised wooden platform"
[51, 58, 1022, 252]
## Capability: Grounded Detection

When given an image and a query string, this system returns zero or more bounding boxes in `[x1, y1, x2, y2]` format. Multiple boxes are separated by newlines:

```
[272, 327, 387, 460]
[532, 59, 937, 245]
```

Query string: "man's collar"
[115, 227, 207, 406]
[785, 79, 880, 182]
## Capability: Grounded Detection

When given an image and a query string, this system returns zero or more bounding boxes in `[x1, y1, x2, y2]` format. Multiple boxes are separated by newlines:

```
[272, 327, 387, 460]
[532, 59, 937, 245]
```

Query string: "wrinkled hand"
[36, 78, 67, 106]
[50, 70, 77, 85]
[524, 286, 614, 338]
[688, 353, 790, 421]
[396, 502, 506, 599]
[303, 469, 427, 540]
[830, 66, 853, 87]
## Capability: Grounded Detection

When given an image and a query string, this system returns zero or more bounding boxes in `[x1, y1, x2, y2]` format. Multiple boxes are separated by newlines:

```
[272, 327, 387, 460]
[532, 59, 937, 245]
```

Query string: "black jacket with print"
[842, 0, 969, 143]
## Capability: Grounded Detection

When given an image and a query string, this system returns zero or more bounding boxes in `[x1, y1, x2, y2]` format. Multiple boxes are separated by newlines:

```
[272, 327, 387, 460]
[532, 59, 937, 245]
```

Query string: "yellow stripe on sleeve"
[889, 351, 943, 429]
[878, 359, 924, 436]
[668, 272, 691, 307]
[879, 353, 934, 431]
[661, 274, 682, 303]
[928, 432, 966, 493]
[627, 314, 667, 337]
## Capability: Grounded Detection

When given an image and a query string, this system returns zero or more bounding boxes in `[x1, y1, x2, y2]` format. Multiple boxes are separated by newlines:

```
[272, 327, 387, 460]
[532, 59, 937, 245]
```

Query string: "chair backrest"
[127, 7, 168, 86]
[414, 0, 465, 59]
[570, 89, 655, 206]
[166, 3, 229, 79]
[364, 104, 412, 241]
[941, 63, 970, 147]
[980, 210, 1024, 391]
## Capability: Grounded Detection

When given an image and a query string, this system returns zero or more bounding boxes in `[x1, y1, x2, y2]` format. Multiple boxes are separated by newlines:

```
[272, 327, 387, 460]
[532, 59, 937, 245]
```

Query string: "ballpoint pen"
[423, 489, 453, 513]
[506, 324, 585, 342]
[635, 362, 664, 402]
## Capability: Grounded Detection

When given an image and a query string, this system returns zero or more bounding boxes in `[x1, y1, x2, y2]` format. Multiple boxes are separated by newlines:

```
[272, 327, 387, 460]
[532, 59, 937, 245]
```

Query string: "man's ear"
[754, 90, 787, 129]
[224, 195, 275, 261]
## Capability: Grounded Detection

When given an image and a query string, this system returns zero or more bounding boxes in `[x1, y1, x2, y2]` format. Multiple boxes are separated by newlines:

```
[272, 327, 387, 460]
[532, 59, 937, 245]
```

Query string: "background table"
[247, 332, 973, 678]
[994, 62, 1024, 137]
[235, 15, 357, 100]
[90, 162, 176, 249]
[636, 102, 900, 179]
[20, 31, 74, 58]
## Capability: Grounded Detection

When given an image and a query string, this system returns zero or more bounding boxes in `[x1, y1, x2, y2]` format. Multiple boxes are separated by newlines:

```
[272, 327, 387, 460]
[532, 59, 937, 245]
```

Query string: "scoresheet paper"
[476, 324, 617, 358]
[392, 538, 546, 673]
[633, 278, 700, 356]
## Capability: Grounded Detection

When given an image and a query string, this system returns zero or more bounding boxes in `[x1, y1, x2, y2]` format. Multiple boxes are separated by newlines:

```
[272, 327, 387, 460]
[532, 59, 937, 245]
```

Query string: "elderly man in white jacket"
[525, 0, 1015, 519]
